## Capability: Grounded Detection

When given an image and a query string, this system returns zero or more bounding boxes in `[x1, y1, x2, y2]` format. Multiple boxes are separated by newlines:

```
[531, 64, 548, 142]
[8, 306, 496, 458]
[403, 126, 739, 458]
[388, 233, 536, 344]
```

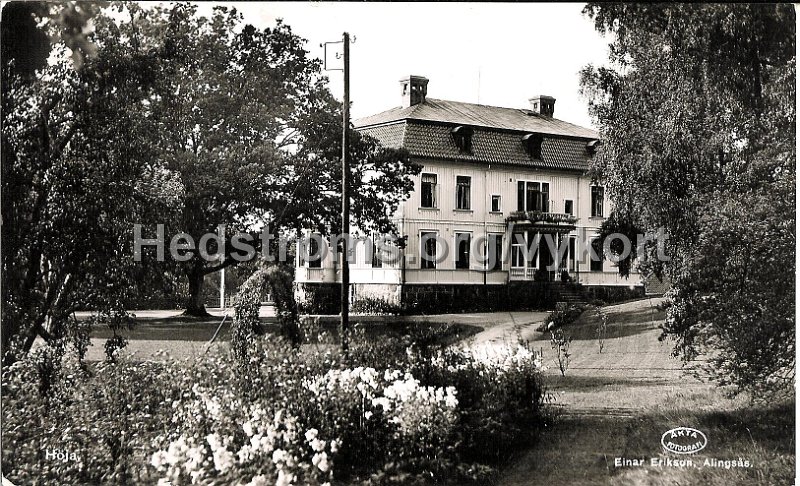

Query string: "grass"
[498, 298, 795, 485]
[83, 314, 482, 362]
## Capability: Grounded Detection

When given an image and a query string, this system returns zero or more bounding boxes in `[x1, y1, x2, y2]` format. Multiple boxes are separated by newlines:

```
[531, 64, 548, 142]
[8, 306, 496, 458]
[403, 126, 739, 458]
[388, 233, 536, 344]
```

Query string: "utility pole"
[321, 32, 352, 351]
[340, 32, 351, 351]
[220, 265, 225, 309]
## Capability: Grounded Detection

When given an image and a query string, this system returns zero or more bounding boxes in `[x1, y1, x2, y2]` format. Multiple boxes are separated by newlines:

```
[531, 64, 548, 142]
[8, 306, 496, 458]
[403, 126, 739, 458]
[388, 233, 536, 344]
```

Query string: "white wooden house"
[295, 75, 643, 311]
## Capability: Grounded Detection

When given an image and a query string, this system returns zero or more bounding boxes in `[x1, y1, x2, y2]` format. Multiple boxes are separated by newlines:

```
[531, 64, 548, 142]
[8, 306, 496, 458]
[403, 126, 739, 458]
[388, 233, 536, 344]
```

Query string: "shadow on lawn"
[532, 300, 667, 343]
[604, 305, 665, 325]
[533, 322, 660, 342]
[90, 316, 483, 346]
[501, 399, 795, 486]
[543, 375, 676, 391]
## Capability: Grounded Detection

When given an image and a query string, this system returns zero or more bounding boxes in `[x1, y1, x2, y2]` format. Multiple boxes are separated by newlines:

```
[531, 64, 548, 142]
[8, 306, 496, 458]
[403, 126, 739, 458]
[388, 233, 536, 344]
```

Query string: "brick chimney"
[529, 95, 555, 117]
[400, 75, 429, 108]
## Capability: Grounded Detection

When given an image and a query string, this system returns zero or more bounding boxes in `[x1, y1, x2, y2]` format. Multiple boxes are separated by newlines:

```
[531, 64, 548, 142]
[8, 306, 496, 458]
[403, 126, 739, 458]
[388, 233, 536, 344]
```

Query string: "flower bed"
[2, 334, 546, 485]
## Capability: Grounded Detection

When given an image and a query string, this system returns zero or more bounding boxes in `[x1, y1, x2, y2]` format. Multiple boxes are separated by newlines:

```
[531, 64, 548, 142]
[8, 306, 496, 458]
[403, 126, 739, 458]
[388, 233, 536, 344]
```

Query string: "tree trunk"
[184, 263, 210, 317]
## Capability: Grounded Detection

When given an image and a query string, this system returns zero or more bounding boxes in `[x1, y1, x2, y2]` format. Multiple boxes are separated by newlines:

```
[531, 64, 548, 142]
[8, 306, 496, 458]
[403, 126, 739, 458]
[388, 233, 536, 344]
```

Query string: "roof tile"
[360, 121, 592, 172]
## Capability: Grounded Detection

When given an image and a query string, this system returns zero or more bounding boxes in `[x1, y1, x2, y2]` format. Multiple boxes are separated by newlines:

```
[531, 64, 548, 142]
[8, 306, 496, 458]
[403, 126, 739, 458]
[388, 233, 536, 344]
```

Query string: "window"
[421, 173, 437, 208]
[591, 186, 604, 217]
[305, 236, 322, 268]
[488, 234, 503, 271]
[455, 232, 471, 269]
[590, 238, 604, 272]
[522, 133, 543, 159]
[491, 195, 501, 212]
[420, 231, 438, 269]
[517, 181, 550, 212]
[452, 126, 474, 154]
[564, 199, 573, 216]
[456, 176, 471, 210]
[371, 235, 382, 268]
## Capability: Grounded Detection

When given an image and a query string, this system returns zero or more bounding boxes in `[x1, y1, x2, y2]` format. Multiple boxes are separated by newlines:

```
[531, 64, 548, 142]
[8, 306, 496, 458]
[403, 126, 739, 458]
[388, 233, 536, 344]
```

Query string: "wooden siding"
[295, 157, 636, 287]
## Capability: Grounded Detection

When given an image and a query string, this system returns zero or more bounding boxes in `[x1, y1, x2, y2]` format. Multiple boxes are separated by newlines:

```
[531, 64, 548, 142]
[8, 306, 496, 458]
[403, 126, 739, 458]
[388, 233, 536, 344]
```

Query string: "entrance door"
[538, 234, 554, 281]
[560, 236, 576, 275]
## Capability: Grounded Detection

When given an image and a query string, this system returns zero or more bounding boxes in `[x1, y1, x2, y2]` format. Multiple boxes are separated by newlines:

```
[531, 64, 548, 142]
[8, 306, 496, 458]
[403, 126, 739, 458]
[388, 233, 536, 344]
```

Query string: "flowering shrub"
[350, 297, 403, 316]
[1, 345, 174, 485]
[3, 333, 546, 485]
[537, 302, 586, 332]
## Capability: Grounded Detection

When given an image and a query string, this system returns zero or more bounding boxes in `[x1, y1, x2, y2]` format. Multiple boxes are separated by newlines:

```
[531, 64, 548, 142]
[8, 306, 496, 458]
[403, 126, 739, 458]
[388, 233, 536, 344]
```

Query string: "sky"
[202, 2, 612, 129]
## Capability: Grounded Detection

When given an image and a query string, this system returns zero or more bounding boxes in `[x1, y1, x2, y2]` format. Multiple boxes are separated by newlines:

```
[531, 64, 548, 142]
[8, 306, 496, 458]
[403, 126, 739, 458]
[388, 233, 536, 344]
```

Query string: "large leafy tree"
[581, 3, 795, 398]
[112, 4, 417, 316]
[1, 3, 178, 362]
[2, 1, 419, 361]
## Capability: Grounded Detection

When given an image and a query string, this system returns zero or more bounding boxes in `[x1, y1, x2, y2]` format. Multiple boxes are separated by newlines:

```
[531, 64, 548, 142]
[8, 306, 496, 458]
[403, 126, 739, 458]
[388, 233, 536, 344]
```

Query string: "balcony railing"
[509, 267, 537, 280]
[506, 211, 578, 225]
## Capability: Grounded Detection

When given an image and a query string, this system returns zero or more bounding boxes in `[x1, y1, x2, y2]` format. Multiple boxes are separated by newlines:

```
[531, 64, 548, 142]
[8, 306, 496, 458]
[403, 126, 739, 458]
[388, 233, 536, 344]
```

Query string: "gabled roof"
[354, 98, 599, 139]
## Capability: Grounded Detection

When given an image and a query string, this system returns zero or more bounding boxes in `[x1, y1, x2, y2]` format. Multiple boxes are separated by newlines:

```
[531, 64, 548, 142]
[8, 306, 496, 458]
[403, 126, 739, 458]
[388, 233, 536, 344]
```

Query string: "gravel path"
[497, 298, 711, 486]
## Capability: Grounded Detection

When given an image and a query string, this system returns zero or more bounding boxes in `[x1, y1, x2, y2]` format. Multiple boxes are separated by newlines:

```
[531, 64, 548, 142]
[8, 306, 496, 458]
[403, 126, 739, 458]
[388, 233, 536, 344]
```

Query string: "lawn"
[81, 310, 484, 361]
[498, 298, 795, 485]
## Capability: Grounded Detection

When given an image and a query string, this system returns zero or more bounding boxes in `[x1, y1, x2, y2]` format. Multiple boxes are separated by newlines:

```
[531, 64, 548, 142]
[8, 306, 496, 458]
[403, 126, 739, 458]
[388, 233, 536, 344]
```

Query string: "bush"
[537, 302, 586, 332]
[1, 347, 175, 485]
[3, 334, 547, 485]
[351, 297, 402, 316]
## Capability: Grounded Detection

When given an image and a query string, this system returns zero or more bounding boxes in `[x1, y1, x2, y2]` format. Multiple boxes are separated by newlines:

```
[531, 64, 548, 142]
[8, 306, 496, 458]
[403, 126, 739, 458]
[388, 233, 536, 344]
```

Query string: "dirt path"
[497, 298, 715, 486]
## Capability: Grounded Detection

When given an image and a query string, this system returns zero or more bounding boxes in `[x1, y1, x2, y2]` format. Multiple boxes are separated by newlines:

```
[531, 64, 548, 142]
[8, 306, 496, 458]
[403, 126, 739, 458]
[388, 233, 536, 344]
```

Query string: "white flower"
[364, 411, 373, 420]
[243, 421, 254, 437]
[372, 397, 391, 410]
[330, 439, 340, 453]
[272, 449, 288, 464]
[237, 444, 254, 463]
[150, 451, 167, 469]
[312, 451, 330, 472]
[384, 369, 401, 381]
[206, 433, 222, 450]
[310, 438, 326, 452]
[246, 474, 269, 486]
[276, 470, 294, 486]
[304, 428, 319, 442]
[212, 449, 233, 473]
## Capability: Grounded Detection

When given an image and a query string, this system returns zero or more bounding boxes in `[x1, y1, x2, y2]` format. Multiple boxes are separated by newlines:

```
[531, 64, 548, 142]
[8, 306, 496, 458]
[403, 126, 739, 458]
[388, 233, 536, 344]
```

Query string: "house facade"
[295, 76, 643, 311]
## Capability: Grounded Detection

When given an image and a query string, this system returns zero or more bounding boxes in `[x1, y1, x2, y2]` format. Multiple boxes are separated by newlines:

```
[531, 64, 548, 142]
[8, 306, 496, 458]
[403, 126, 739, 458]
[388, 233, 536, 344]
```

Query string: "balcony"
[509, 267, 537, 280]
[506, 211, 578, 232]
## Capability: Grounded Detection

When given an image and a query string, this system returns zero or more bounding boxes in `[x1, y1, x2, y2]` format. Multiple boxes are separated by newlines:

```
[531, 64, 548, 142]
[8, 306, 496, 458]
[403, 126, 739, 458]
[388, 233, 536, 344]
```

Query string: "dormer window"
[522, 133, 544, 159]
[451, 125, 474, 154]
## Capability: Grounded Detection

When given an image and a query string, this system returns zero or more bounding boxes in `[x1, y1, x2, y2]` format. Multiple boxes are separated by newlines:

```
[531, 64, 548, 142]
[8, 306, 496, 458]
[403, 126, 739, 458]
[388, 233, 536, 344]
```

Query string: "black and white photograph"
[0, 2, 796, 485]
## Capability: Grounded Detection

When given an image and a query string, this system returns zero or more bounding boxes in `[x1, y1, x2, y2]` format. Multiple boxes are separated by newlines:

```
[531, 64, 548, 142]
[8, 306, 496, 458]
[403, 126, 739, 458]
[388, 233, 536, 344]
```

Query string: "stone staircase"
[550, 282, 588, 306]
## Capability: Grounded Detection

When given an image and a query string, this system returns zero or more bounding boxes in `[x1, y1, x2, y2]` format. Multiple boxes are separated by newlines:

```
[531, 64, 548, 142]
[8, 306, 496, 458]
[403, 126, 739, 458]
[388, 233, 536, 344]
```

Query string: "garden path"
[496, 298, 719, 486]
